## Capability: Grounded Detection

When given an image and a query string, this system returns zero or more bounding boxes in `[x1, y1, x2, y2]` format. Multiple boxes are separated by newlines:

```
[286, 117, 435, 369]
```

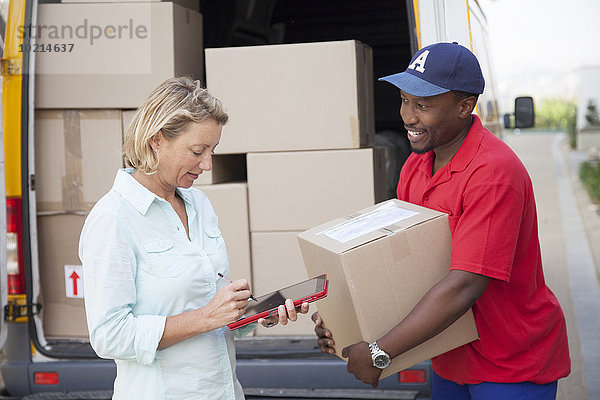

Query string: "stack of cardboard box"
[34, 1, 203, 339]
[201, 40, 387, 335]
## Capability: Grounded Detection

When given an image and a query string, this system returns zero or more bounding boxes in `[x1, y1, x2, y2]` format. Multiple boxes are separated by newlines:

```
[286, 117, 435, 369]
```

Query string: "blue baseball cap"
[379, 42, 485, 97]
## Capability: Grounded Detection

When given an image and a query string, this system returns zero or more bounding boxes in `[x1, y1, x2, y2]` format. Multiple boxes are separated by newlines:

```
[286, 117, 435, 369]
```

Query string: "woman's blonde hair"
[123, 76, 228, 174]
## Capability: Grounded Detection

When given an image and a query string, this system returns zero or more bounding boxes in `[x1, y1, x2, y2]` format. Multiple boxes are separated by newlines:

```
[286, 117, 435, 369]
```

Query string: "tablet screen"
[242, 274, 327, 318]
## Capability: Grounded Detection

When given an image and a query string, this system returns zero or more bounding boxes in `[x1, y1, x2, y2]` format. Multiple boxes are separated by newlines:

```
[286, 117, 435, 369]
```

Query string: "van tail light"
[6, 198, 25, 295]
[399, 369, 427, 383]
[34, 372, 59, 385]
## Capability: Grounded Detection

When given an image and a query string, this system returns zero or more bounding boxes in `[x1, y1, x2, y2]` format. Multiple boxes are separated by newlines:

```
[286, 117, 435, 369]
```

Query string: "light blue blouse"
[79, 169, 254, 400]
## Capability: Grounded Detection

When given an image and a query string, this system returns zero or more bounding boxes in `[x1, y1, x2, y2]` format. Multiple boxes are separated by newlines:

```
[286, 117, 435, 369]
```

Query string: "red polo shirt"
[397, 115, 570, 384]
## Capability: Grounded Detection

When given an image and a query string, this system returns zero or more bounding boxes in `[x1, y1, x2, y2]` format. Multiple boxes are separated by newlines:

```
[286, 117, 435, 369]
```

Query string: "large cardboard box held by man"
[205, 40, 375, 153]
[298, 199, 479, 379]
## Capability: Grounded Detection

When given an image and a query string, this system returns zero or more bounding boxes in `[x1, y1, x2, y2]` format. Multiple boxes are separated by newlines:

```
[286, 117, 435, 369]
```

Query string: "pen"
[217, 272, 258, 302]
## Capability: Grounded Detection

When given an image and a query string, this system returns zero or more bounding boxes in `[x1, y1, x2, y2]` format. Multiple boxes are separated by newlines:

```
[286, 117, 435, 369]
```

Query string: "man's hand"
[341, 341, 383, 388]
[312, 312, 336, 354]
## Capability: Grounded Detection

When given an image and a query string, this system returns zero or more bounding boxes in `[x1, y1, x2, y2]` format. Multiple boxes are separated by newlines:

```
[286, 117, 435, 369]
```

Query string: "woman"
[79, 76, 309, 399]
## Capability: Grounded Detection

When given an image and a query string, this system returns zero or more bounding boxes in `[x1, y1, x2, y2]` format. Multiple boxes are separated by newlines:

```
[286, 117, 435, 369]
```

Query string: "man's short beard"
[410, 144, 433, 154]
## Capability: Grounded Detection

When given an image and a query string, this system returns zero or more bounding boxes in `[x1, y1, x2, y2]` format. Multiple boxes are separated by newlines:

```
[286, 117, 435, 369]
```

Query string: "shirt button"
[424, 195, 429, 201]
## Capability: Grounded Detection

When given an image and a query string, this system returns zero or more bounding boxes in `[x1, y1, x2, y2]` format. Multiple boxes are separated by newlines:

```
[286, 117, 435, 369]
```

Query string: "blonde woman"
[79, 77, 309, 399]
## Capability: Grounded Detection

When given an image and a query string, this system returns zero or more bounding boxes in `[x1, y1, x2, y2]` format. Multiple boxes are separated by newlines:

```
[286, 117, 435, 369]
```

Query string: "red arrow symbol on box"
[69, 271, 80, 296]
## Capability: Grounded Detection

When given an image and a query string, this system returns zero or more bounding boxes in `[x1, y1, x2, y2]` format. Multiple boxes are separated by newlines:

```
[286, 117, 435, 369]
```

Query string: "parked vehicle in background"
[1, 1, 500, 398]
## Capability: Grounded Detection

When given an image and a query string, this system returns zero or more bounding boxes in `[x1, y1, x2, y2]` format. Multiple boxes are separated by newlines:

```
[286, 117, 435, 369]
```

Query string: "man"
[313, 42, 570, 399]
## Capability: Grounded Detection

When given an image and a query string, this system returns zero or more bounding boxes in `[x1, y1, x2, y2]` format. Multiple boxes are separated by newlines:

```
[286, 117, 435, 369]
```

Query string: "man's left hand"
[341, 341, 383, 387]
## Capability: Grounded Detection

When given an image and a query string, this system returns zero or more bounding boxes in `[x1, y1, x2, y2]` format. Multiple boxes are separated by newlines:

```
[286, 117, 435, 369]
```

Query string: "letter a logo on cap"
[408, 50, 429, 73]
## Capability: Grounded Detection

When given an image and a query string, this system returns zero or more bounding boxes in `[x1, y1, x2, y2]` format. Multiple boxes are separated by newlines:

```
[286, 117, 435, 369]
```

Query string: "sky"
[480, 0, 600, 111]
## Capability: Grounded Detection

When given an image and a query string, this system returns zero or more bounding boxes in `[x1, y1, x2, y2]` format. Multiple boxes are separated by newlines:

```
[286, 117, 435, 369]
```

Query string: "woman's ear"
[150, 130, 163, 153]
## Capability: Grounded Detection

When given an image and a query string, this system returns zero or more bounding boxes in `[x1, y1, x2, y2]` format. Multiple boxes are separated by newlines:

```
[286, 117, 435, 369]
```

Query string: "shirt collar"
[447, 114, 484, 173]
[113, 169, 195, 215]
[176, 187, 195, 207]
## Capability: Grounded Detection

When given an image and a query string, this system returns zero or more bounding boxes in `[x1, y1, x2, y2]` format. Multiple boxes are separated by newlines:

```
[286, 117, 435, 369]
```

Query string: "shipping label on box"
[64, 265, 84, 298]
[298, 199, 479, 379]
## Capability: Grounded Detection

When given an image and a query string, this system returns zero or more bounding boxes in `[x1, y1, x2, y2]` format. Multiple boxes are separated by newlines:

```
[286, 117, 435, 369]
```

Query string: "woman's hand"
[258, 299, 310, 328]
[202, 279, 252, 330]
[312, 311, 336, 354]
[159, 279, 250, 349]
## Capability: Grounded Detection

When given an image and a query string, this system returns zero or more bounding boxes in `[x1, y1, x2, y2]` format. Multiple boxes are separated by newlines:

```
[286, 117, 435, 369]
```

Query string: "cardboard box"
[121, 110, 136, 138]
[35, 3, 203, 109]
[60, 0, 199, 12]
[193, 154, 246, 185]
[247, 148, 387, 232]
[298, 199, 479, 378]
[35, 110, 123, 212]
[206, 40, 375, 153]
[251, 232, 315, 336]
[38, 214, 89, 339]
[193, 183, 252, 283]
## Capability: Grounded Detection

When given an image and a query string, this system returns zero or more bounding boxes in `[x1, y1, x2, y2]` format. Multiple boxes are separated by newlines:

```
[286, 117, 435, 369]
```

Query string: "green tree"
[533, 97, 577, 147]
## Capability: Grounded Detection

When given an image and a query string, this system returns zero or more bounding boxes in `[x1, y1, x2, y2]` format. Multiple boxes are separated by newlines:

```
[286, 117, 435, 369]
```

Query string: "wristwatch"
[368, 341, 391, 369]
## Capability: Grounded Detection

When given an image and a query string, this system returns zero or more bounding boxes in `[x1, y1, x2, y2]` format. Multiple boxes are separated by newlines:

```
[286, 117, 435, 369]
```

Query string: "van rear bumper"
[1, 359, 115, 398]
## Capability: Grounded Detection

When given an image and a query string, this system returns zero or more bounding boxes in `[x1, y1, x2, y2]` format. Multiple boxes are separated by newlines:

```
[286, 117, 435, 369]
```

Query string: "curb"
[562, 141, 600, 281]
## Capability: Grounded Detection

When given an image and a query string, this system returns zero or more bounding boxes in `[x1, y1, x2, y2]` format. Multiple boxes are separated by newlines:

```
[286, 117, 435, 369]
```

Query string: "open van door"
[1, 120, 7, 349]
[0, 0, 9, 349]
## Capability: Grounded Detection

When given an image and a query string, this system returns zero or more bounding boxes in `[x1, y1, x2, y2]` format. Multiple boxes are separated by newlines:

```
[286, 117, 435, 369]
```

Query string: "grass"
[580, 160, 600, 203]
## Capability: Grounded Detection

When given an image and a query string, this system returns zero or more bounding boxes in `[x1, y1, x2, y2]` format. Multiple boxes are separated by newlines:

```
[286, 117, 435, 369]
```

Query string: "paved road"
[506, 132, 600, 400]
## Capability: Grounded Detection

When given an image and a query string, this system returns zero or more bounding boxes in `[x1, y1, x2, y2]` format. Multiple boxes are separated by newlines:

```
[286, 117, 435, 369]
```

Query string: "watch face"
[374, 354, 390, 368]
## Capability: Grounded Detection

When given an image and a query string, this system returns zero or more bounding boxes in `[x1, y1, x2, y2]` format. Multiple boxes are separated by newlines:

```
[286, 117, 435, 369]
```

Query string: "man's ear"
[459, 97, 477, 118]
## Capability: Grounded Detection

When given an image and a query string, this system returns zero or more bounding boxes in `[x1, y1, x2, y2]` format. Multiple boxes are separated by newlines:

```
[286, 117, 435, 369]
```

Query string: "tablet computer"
[228, 274, 328, 330]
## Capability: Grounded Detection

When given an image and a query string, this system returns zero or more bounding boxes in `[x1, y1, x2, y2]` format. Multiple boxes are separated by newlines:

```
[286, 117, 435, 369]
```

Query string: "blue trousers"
[432, 371, 558, 400]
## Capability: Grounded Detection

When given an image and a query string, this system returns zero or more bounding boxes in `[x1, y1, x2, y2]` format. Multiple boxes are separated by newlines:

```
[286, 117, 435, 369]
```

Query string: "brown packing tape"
[62, 110, 84, 212]
[37, 201, 98, 214]
[388, 230, 410, 263]
[37, 210, 90, 217]
[384, 223, 404, 233]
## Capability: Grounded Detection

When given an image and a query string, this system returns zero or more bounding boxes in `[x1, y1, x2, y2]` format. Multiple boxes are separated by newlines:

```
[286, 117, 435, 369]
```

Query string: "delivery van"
[1, 0, 501, 398]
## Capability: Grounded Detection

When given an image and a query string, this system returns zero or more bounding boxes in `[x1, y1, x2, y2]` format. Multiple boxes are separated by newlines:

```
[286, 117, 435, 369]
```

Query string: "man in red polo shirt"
[312, 42, 570, 399]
